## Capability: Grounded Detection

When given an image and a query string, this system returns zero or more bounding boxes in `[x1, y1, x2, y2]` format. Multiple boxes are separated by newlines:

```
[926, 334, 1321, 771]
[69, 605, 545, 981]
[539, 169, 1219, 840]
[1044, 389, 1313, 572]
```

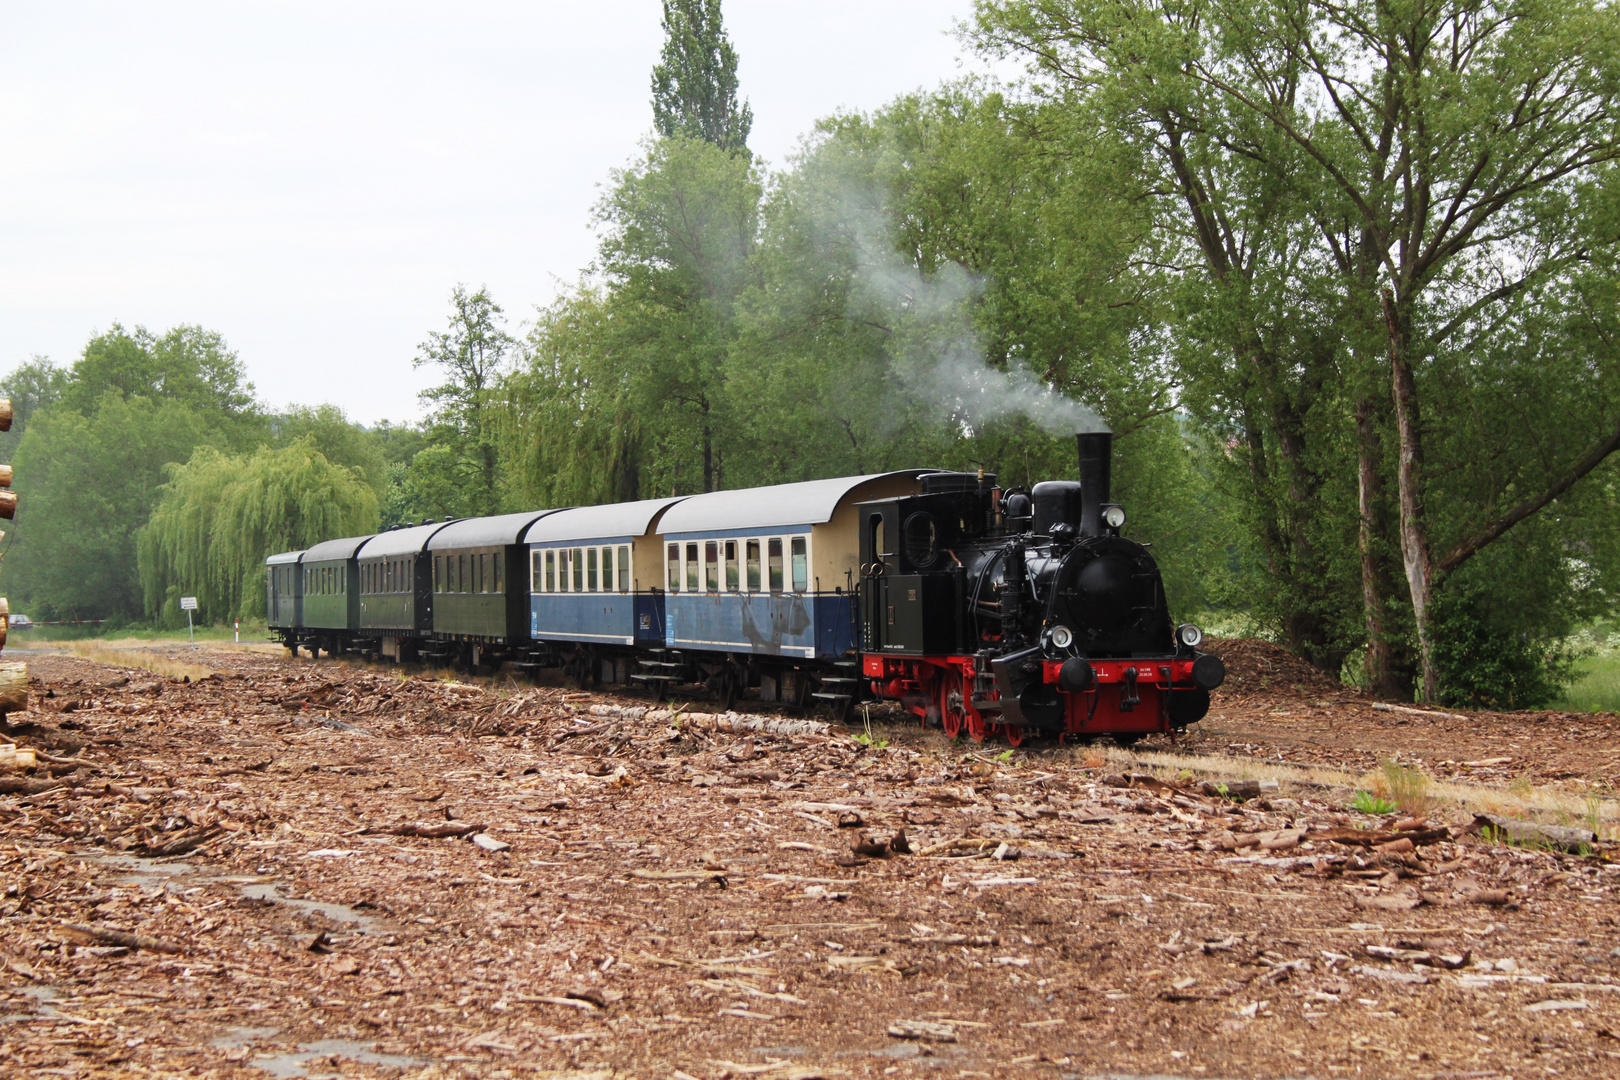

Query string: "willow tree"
[137, 440, 378, 623]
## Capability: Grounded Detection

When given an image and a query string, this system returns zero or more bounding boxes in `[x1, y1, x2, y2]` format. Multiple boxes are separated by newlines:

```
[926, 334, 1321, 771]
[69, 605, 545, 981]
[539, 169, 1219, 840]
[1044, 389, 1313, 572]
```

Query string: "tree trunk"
[1355, 395, 1406, 699]
[1383, 289, 1439, 702]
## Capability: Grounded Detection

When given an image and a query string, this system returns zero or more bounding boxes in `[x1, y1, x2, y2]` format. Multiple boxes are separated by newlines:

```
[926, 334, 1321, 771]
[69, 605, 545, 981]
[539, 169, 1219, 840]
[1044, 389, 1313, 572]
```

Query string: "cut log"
[0, 492, 16, 521]
[0, 745, 37, 771]
[0, 662, 26, 713]
[0, 464, 12, 489]
[1472, 813, 1596, 853]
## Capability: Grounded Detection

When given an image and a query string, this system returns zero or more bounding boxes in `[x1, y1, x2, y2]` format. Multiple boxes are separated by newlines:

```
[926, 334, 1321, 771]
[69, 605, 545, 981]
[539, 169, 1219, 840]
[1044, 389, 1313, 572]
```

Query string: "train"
[266, 433, 1224, 744]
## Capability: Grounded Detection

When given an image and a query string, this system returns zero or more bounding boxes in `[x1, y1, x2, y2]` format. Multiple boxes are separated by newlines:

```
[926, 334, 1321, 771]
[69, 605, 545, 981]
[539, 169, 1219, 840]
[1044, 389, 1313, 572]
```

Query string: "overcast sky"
[0, 2, 1006, 425]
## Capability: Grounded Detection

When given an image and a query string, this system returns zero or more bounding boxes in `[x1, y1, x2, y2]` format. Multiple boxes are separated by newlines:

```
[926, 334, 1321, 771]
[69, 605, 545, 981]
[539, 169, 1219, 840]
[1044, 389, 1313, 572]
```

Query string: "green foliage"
[1432, 576, 1581, 710]
[651, 0, 752, 152]
[0, 356, 67, 460]
[137, 440, 379, 624]
[270, 404, 388, 499]
[9, 394, 212, 620]
[60, 324, 258, 434]
[414, 285, 514, 517]
[1350, 791, 1397, 816]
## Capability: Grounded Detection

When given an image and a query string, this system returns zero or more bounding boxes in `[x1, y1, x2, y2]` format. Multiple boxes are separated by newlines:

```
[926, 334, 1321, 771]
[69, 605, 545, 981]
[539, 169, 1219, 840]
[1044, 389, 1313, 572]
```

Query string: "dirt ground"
[1, 639, 1618, 1080]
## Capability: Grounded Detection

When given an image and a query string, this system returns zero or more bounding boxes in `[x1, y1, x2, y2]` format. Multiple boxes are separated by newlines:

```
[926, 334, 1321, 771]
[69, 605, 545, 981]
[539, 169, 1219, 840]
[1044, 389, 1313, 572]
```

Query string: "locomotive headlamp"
[1177, 623, 1203, 648]
[1049, 624, 1074, 649]
[1102, 504, 1126, 529]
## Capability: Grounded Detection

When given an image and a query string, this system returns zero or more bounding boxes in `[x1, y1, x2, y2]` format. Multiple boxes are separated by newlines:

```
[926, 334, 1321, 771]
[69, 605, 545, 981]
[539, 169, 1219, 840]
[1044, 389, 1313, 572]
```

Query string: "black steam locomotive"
[857, 434, 1224, 744]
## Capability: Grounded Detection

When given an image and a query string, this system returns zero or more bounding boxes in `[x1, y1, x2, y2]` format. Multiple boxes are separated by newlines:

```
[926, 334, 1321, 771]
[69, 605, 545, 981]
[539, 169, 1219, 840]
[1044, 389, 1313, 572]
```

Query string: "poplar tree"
[650, 0, 753, 153]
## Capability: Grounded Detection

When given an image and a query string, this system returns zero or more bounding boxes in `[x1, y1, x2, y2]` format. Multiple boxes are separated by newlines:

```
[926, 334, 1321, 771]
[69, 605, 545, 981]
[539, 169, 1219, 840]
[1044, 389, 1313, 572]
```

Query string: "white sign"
[179, 596, 198, 611]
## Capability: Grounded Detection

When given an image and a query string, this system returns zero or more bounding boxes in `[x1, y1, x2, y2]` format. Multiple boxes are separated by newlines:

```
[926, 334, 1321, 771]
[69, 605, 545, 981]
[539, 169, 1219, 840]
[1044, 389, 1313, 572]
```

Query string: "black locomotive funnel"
[1077, 432, 1113, 536]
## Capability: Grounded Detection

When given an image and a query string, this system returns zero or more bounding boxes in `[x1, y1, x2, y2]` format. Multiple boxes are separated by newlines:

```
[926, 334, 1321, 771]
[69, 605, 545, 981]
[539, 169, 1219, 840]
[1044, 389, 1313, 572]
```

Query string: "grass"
[1031, 741, 1620, 837]
[60, 643, 216, 683]
[1379, 758, 1434, 817]
[1350, 790, 1396, 815]
[1555, 648, 1620, 713]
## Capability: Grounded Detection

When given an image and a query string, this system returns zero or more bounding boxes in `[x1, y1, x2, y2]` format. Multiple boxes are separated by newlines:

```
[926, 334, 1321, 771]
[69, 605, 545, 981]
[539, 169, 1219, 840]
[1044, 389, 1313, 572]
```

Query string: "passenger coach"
[522, 496, 684, 685]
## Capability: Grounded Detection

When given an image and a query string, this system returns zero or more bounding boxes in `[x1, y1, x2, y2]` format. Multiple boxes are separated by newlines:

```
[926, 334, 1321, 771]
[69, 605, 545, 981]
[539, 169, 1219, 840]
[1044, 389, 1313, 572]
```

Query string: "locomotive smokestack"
[1077, 432, 1113, 536]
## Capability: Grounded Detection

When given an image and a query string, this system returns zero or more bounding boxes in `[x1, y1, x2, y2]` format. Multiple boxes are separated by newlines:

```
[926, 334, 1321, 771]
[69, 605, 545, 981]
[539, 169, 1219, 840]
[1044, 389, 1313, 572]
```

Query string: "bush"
[1432, 580, 1579, 709]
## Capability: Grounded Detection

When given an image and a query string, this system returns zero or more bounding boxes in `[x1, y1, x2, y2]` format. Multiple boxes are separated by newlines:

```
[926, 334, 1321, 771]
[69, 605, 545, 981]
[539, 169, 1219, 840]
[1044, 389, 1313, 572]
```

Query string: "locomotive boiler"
[857, 433, 1225, 744]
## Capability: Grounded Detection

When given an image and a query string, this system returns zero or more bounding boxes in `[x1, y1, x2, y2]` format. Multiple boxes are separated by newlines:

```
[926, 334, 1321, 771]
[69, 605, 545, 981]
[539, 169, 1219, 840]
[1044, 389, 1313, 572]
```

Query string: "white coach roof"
[522, 497, 687, 545]
[656, 472, 931, 535]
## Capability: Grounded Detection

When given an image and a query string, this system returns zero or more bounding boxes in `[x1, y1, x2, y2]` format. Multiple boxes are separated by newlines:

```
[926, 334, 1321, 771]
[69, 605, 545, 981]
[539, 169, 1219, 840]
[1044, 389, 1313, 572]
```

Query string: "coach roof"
[266, 550, 305, 566]
[427, 510, 565, 551]
[361, 521, 453, 559]
[656, 471, 932, 535]
[522, 497, 687, 545]
[302, 535, 374, 563]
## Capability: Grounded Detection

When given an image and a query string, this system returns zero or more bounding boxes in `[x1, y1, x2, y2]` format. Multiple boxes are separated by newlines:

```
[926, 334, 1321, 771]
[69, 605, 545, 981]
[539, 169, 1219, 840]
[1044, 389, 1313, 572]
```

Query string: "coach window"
[617, 545, 630, 592]
[602, 546, 614, 593]
[433, 556, 441, 592]
[746, 539, 760, 591]
[791, 537, 809, 592]
[570, 547, 583, 591]
[545, 550, 556, 592]
[685, 542, 699, 592]
[494, 551, 503, 593]
[704, 541, 718, 591]
[587, 547, 598, 592]
[666, 544, 679, 591]
[724, 540, 739, 591]
[768, 538, 784, 592]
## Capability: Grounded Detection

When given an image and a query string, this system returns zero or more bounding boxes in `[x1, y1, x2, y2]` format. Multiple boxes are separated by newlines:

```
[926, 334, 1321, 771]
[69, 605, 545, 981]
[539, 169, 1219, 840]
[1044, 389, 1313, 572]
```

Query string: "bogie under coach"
[267, 433, 1223, 744]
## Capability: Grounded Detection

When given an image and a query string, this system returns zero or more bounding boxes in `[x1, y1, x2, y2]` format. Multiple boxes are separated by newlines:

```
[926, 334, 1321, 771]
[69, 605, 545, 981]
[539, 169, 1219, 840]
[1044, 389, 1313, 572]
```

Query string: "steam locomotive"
[267, 432, 1223, 744]
[856, 433, 1223, 744]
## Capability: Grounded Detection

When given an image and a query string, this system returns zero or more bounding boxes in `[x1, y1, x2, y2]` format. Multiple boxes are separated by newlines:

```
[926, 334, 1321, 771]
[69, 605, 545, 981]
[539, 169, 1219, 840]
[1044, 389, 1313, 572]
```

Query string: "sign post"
[180, 597, 198, 647]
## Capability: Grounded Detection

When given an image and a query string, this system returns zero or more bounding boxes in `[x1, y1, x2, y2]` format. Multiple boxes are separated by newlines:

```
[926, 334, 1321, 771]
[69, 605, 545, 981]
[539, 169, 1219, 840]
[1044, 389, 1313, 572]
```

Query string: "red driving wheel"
[939, 674, 966, 739]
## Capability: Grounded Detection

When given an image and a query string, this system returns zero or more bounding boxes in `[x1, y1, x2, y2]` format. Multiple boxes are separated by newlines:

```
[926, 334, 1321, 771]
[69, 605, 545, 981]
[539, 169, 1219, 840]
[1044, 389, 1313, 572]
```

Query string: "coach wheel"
[939, 680, 966, 739]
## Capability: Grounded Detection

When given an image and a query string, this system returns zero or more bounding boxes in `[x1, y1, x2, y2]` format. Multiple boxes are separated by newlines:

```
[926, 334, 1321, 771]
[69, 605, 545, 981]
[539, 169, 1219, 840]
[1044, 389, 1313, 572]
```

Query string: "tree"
[138, 440, 379, 623]
[270, 404, 388, 501]
[59, 324, 258, 438]
[414, 285, 514, 516]
[651, 0, 753, 153]
[976, 0, 1620, 698]
[0, 357, 68, 460]
[9, 394, 211, 621]
[590, 136, 764, 493]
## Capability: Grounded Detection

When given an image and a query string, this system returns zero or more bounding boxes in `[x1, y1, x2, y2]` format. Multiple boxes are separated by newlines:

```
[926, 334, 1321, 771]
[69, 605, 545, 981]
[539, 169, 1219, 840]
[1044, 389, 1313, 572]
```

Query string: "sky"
[0, 1, 1009, 425]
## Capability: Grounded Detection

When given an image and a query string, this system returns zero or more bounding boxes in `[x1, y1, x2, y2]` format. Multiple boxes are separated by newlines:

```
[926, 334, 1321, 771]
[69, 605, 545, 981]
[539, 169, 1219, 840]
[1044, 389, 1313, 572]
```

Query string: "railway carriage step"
[810, 691, 853, 702]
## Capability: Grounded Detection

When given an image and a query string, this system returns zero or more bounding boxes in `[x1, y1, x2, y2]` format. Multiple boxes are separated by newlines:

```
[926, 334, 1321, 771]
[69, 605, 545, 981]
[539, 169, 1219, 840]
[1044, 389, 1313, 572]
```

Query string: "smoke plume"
[841, 196, 1108, 436]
